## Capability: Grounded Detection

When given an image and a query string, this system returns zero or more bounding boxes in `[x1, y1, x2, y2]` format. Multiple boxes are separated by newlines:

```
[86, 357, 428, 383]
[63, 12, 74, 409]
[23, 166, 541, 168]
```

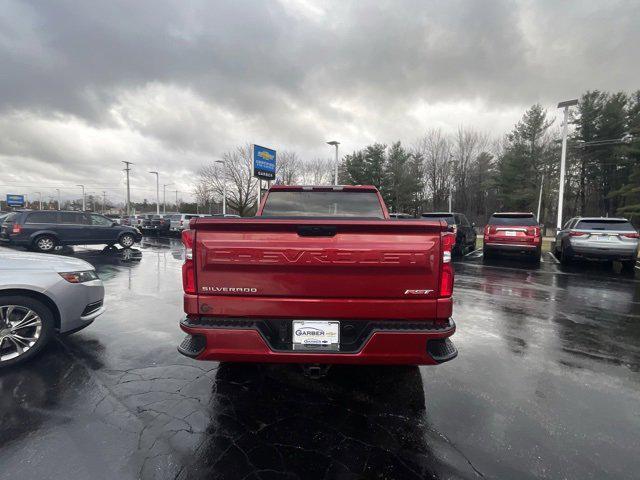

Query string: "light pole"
[102, 191, 107, 214]
[149, 171, 159, 215]
[56, 188, 60, 210]
[556, 99, 578, 230]
[327, 141, 340, 185]
[537, 174, 544, 223]
[122, 161, 133, 216]
[36, 192, 42, 210]
[163, 183, 173, 214]
[174, 190, 179, 211]
[76, 184, 86, 211]
[215, 160, 227, 215]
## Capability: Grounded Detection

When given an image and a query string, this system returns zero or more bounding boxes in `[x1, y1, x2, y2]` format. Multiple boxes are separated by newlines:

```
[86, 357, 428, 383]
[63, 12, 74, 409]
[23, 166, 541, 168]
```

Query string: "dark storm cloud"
[0, 0, 639, 201]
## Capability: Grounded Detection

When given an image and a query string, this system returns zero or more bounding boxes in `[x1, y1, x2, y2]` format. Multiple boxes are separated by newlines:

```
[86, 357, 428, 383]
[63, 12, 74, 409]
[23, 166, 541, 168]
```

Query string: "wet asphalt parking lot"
[1, 238, 639, 480]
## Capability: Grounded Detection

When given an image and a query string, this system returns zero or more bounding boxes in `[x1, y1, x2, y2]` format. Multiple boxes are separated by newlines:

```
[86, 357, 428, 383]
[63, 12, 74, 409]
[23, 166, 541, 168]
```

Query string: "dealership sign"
[6, 194, 25, 207]
[252, 144, 276, 180]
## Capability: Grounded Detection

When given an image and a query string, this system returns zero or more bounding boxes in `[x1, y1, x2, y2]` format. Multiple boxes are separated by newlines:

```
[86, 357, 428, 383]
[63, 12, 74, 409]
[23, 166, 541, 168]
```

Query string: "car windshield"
[575, 219, 635, 231]
[261, 191, 384, 218]
[421, 214, 455, 225]
[488, 214, 538, 226]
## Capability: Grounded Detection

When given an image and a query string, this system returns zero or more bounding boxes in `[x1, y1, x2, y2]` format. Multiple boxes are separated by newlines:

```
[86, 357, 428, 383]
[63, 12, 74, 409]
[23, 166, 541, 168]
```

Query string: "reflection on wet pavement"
[0, 239, 639, 479]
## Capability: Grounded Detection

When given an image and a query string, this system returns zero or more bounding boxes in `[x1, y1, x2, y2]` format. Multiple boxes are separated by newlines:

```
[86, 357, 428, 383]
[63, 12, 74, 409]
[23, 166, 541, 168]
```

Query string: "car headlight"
[59, 270, 99, 283]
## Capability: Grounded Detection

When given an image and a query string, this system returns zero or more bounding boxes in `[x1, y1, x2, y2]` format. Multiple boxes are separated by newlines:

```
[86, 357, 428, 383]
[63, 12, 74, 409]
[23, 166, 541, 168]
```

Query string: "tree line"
[193, 89, 639, 226]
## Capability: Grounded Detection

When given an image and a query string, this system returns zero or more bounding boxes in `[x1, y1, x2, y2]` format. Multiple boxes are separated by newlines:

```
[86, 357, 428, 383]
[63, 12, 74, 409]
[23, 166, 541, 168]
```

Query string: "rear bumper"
[179, 317, 457, 365]
[484, 242, 539, 253]
[568, 243, 637, 260]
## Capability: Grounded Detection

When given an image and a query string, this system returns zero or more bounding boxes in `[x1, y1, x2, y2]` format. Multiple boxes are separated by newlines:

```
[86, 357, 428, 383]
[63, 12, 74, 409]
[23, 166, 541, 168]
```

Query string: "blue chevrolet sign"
[6, 194, 25, 207]
[252, 144, 276, 180]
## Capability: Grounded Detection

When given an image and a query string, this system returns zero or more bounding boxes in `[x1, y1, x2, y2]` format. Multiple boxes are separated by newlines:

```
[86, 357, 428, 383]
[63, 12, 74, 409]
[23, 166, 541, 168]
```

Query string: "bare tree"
[197, 144, 259, 216]
[414, 129, 453, 210]
[300, 158, 333, 185]
[277, 151, 303, 185]
[451, 127, 490, 213]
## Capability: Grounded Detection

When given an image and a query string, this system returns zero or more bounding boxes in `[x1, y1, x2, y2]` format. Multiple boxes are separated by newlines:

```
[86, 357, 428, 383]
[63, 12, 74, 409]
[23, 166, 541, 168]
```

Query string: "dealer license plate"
[505, 230, 517, 236]
[292, 320, 340, 350]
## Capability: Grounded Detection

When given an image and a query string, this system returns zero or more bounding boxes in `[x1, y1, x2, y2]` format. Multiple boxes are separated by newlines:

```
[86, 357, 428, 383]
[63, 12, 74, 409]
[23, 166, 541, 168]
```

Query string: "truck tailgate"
[191, 218, 446, 320]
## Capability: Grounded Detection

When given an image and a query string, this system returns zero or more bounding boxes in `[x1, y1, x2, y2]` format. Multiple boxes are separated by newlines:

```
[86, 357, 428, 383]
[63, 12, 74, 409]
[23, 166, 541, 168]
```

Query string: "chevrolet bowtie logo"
[257, 151, 274, 161]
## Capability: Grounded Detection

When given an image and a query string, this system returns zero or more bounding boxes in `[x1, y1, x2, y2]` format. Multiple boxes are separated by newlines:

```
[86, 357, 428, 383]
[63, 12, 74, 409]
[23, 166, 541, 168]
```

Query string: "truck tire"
[33, 234, 57, 253]
[0, 295, 55, 368]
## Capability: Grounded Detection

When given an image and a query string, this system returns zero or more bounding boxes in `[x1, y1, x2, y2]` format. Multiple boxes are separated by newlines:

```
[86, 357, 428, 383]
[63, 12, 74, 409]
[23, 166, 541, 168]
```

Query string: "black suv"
[421, 212, 477, 255]
[0, 210, 142, 252]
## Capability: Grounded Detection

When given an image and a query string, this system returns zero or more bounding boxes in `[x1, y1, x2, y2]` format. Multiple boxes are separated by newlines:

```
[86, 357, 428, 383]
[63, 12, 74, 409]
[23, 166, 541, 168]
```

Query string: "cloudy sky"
[1, 0, 639, 205]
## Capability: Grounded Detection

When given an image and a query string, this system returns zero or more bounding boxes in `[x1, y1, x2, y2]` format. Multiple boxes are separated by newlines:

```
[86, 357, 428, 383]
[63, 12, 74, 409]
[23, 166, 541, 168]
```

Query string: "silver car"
[0, 249, 105, 367]
[554, 217, 639, 269]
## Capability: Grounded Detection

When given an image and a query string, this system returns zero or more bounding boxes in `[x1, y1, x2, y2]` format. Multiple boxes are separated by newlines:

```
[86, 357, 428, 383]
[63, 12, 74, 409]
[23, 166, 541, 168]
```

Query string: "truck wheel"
[33, 235, 57, 253]
[119, 233, 135, 248]
[0, 295, 55, 368]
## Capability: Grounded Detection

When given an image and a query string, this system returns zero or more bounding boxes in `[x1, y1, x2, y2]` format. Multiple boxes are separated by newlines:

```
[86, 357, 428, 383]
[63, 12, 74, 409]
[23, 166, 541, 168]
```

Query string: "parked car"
[0, 250, 105, 367]
[554, 217, 639, 270]
[141, 214, 171, 234]
[167, 213, 206, 234]
[421, 212, 477, 255]
[178, 185, 457, 373]
[483, 212, 541, 261]
[0, 210, 142, 253]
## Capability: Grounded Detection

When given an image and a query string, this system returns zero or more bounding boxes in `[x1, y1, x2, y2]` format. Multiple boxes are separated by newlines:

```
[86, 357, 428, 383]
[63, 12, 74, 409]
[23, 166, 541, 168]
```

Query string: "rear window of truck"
[262, 191, 384, 218]
[488, 214, 538, 226]
[575, 219, 635, 231]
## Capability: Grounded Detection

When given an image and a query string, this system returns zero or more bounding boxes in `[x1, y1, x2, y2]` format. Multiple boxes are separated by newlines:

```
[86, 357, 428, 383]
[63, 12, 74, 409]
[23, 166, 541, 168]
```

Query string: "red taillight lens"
[439, 232, 455, 298]
[622, 232, 639, 238]
[12, 224, 21, 234]
[569, 231, 587, 237]
[182, 229, 196, 294]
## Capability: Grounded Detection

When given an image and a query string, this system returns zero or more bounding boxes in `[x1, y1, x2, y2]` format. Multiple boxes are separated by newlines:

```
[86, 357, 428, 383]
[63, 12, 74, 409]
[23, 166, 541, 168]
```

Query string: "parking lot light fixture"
[556, 99, 578, 231]
[149, 171, 159, 215]
[76, 184, 85, 211]
[215, 160, 227, 215]
[327, 141, 340, 186]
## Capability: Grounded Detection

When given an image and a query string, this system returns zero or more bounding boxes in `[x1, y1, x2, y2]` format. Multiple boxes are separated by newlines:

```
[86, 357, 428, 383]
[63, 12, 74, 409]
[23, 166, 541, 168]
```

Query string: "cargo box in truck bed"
[179, 185, 457, 366]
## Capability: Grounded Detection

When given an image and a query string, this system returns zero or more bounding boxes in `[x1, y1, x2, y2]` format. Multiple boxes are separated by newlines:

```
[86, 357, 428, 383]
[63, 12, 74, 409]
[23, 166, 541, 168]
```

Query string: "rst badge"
[404, 289, 434, 295]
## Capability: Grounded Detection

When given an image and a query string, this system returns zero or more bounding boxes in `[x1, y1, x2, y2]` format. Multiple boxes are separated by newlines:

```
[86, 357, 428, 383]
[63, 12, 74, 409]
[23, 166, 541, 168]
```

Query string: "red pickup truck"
[178, 185, 457, 369]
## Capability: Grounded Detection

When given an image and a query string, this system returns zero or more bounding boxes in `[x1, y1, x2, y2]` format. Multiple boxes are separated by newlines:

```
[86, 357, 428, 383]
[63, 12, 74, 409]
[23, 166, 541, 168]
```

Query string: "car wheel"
[33, 235, 57, 253]
[119, 233, 135, 248]
[560, 245, 572, 265]
[0, 295, 55, 368]
[482, 247, 492, 261]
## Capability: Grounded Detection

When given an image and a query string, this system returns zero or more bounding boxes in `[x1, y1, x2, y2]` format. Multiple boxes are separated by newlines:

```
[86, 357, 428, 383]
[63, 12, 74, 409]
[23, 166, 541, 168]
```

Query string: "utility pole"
[122, 161, 133, 216]
[56, 188, 61, 210]
[149, 171, 159, 215]
[76, 184, 86, 211]
[102, 191, 107, 214]
[174, 190, 179, 211]
[536, 174, 544, 223]
[163, 183, 173, 214]
[448, 191, 452, 213]
[327, 141, 340, 185]
[215, 160, 227, 215]
[556, 99, 578, 230]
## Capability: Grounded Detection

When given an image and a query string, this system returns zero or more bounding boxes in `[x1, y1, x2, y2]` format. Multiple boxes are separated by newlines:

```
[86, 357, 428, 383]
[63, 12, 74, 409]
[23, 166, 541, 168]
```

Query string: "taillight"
[439, 232, 455, 298]
[483, 225, 490, 239]
[622, 232, 639, 238]
[182, 229, 196, 294]
[11, 224, 21, 234]
[569, 231, 587, 237]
